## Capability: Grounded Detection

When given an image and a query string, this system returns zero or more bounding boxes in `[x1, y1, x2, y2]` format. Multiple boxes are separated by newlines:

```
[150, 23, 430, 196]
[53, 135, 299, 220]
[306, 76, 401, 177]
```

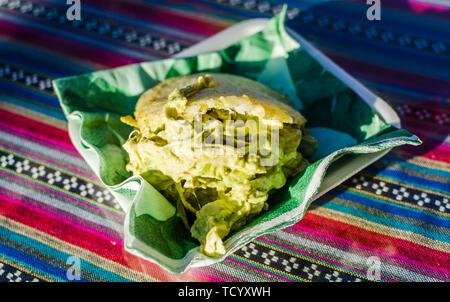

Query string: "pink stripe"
[0, 126, 82, 160]
[408, 0, 450, 12]
[0, 191, 122, 244]
[0, 141, 98, 182]
[193, 265, 246, 282]
[401, 141, 450, 164]
[290, 224, 450, 276]
[0, 170, 124, 220]
[0, 121, 76, 152]
[192, 271, 226, 282]
[257, 237, 395, 282]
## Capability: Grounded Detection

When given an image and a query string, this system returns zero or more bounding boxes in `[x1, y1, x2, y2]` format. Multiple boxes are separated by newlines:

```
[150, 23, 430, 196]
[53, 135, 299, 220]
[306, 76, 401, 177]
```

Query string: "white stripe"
[0, 177, 124, 233]
[0, 129, 92, 175]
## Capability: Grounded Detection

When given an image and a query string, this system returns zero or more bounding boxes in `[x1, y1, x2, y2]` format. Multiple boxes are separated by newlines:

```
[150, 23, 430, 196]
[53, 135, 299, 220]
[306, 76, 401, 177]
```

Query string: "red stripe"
[0, 190, 120, 243]
[0, 108, 75, 150]
[0, 123, 82, 160]
[294, 212, 450, 270]
[0, 194, 125, 261]
[281, 224, 450, 280]
[0, 194, 183, 281]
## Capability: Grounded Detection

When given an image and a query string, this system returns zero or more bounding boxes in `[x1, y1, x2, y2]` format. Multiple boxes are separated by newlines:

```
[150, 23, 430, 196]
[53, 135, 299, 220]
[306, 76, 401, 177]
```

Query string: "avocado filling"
[122, 75, 317, 256]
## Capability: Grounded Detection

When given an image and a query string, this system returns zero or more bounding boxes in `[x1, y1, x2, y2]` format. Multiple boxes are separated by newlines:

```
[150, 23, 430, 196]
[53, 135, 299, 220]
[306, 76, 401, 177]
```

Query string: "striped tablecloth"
[0, 0, 449, 282]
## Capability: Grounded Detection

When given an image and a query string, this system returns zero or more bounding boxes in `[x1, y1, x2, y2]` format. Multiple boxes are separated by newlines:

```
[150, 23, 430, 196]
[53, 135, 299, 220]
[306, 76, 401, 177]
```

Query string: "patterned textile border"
[0, 0, 449, 282]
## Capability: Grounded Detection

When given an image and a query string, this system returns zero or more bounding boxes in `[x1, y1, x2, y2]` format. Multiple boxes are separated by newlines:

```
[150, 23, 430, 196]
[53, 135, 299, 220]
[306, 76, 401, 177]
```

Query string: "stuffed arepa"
[121, 73, 317, 256]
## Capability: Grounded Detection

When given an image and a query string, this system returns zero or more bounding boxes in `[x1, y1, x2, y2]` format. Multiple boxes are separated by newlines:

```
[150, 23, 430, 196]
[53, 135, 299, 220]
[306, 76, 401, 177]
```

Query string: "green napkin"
[53, 8, 421, 274]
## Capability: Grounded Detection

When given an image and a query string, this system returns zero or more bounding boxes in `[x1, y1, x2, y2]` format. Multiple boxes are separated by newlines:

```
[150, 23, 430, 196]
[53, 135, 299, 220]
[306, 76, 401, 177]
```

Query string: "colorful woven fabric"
[0, 0, 448, 282]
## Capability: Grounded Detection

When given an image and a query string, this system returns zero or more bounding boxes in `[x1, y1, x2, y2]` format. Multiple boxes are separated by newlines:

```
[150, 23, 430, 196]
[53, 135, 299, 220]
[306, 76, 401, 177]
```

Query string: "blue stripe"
[0, 41, 92, 77]
[0, 242, 87, 281]
[300, 39, 450, 80]
[190, 0, 268, 19]
[193, 0, 450, 43]
[0, 224, 131, 282]
[380, 156, 450, 179]
[335, 189, 450, 227]
[319, 199, 450, 243]
[286, 21, 450, 68]
[302, 1, 450, 42]
[362, 80, 443, 100]
[0, 93, 66, 121]
[0, 80, 60, 108]
[369, 167, 450, 195]
[0, 253, 60, 281]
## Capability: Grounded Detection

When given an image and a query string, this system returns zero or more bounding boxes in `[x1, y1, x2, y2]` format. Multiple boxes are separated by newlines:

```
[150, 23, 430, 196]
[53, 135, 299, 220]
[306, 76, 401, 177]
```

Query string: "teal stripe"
[381, 156, 450, 179]
[0, 79, 60, 107]
[0, 224, 131, 282]
[343, 189, 450, 222]
[373, 170, 450, 196]
[0, 40, 93, 76]
[321, 201, 450, 243]
[0, 93, 66, 121]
